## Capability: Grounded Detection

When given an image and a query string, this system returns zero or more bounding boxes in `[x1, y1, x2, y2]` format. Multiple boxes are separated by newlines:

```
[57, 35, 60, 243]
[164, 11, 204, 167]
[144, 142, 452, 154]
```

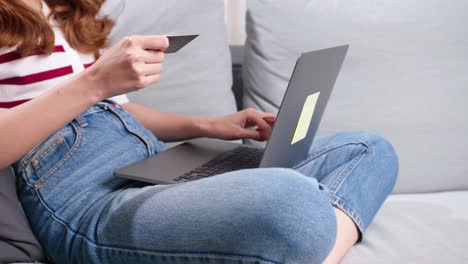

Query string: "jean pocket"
[23, 123, 81, 187]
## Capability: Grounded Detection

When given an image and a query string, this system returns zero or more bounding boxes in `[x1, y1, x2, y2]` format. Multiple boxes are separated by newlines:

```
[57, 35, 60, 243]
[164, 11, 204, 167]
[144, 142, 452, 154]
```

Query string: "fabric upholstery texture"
[342, 191, 468, 263]
[243, 0, 468, 193]
[108, 0, 237, 118]
[0, 169, 45, 263]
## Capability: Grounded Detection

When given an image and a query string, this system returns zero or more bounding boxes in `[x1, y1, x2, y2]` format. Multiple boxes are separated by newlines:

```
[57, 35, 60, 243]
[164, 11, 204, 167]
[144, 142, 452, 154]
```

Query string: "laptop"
[114, 45, 349, 184]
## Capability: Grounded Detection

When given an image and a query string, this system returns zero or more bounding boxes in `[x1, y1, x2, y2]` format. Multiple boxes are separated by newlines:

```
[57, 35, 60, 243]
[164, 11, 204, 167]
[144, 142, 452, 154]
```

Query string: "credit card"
[165, 34, 199, 53]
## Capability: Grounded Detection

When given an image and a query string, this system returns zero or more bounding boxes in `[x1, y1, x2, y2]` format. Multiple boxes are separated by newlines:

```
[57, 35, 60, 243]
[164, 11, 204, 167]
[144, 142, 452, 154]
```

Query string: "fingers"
[120, 36, 166, 89]
[128, 51, 163, 74]
[238, 129, 263, 141]
[121, 36, 167, 60]
[142, 74, 161, 87]
[134, 64, 162, 88]
[128, 35, 169, 52]
[242, 108, 278, 140]
[139, 63, 163, 76]
[262, 113, 276, 119]
[244, 108, 273, 140]
[263, 115, 276, 125]
[140, 50, 165, 63]
[247, 111, 276, 126]
[253, 116, 272, 137]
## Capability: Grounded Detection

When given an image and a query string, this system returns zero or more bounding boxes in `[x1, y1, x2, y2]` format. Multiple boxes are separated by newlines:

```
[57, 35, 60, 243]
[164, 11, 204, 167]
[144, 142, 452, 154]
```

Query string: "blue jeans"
[12, 101, 398, 264]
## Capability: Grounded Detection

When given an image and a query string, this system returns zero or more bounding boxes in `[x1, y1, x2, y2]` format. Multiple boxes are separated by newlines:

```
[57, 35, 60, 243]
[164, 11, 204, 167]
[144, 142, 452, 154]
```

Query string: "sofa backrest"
[242, 0, 468, 193]
[106, 0, 237, 118]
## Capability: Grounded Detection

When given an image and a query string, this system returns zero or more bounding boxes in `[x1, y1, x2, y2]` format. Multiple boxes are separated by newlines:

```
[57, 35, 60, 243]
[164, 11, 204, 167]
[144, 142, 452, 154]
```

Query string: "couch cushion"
[342, 191, 468, 263]
[0, 169, 45, 263]
[108, 0, 237, 118]
[243, 0, 468, 193]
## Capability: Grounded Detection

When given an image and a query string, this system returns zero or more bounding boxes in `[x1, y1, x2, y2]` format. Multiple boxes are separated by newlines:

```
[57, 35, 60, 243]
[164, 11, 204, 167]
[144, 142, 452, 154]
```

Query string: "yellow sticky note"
[291, 92, 320, 145]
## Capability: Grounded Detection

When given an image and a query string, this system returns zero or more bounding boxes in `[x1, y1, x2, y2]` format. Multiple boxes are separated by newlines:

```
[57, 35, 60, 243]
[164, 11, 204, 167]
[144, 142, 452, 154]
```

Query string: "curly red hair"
[0, 0, 114, 57]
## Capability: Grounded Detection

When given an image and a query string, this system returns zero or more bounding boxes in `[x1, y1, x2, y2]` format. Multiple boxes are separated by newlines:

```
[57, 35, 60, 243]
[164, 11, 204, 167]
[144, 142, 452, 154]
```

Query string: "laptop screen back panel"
[260, 46, 349, 168]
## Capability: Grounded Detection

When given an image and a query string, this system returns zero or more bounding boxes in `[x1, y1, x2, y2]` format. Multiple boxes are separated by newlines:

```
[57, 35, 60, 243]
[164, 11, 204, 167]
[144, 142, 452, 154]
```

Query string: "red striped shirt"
[0, 1, 128, 110]
[0, 99, 31, 108]
[0, 66, 74, 86]
[0, 45, 65, 64]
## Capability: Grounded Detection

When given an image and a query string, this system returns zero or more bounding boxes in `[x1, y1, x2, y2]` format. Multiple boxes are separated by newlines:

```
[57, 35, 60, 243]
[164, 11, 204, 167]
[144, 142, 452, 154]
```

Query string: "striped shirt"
[0, 2, 129, 111]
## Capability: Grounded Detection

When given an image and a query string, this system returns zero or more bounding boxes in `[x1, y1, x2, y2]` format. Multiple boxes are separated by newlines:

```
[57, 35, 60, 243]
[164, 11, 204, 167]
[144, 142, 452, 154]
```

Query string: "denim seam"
[33, 139, 68, 175]
[32, 187, 279, 264]
[18, 138, 60, 173]
[327, 138, 374, 194]
[293, 139, 372, 170]
[15, 106, 108, 172]
[328, 194, 364, 234]
[81, 108, 106, 117]
[35, 122, 83, 187]
[327, 152, 366, 193]
[34, 138, 62, 165]
[292, 139, 370, 234]
[106, 106, 153, 156]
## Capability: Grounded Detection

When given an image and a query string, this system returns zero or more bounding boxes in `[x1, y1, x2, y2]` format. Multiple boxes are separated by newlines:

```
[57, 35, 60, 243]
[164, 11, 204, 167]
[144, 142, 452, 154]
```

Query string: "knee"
[350, 131, 399, 191]
[236, 169, 337, 263]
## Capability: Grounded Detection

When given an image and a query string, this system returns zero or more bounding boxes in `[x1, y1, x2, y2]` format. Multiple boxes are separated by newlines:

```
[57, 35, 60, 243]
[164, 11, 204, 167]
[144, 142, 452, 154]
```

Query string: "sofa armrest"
[230, 45, 245, 110]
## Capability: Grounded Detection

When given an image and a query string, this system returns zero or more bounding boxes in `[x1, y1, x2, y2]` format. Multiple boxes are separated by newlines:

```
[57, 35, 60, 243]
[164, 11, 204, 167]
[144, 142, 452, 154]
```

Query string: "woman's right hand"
[85, 35, 169, 100]
[0, 36, 169, 169]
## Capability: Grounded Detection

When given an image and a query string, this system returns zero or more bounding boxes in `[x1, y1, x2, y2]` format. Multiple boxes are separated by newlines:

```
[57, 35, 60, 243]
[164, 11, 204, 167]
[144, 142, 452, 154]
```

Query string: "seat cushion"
[243, 0, 468, 193]
[0, 169, 45, 263]
[342, 191, 468, 263]
[108, 0, 237, 118]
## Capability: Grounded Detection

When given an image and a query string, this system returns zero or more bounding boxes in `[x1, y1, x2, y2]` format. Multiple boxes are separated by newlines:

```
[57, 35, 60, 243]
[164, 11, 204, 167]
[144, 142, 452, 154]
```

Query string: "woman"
[0, 0, 398, 263]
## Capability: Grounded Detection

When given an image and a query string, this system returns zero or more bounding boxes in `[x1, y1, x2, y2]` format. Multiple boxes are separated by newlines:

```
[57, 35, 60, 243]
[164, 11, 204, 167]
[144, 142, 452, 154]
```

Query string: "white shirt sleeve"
[108, 94, 130, 105]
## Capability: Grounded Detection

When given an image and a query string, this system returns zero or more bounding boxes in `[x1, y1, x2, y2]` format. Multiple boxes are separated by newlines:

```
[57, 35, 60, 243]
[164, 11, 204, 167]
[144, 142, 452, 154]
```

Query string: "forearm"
[0, 35, 170, 169]
[0, 72, 102, 169]
[124, 102, 212, 142]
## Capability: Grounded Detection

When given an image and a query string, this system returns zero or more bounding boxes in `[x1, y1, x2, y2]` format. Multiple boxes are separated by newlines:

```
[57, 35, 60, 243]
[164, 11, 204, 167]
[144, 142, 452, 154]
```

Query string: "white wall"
[225, 0, 247, 45]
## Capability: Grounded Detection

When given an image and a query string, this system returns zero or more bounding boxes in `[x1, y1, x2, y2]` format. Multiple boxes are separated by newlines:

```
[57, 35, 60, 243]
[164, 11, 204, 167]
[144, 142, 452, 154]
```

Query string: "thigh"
[14, 103, 166, 263]
[88, 169, 337, 264]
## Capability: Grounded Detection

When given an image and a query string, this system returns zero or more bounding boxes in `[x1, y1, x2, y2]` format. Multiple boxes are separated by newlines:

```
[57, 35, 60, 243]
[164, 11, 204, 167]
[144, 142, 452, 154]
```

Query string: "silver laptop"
[114, 45, 349, 184]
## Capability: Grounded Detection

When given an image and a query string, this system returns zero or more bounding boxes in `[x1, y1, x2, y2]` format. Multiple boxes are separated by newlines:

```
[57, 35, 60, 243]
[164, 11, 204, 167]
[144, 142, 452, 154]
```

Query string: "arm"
[124, 102, 204, 142]
[0, 35, 169, 169]
[124, 102, 276, 142]
[0, 73, 101, 169]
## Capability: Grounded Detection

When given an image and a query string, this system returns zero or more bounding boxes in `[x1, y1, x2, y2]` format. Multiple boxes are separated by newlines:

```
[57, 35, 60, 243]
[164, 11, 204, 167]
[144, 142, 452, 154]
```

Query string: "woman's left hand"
[202, 108, 276, 141]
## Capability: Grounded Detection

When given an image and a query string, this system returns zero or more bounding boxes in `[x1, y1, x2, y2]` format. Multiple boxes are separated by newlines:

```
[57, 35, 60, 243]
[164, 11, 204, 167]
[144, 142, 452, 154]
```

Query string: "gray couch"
[238, 1, 468, 263]
[1, 0, 466, 263]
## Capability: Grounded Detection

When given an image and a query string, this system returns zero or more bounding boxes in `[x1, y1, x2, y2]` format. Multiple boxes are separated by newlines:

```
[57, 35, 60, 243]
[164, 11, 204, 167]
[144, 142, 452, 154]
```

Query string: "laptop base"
[114, 139, 263, 184]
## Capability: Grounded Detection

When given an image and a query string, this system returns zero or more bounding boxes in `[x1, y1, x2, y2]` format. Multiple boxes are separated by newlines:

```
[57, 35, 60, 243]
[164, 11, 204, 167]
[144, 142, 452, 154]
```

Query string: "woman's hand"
[84, 35, 169, 100]
[201, 108, 277, 141]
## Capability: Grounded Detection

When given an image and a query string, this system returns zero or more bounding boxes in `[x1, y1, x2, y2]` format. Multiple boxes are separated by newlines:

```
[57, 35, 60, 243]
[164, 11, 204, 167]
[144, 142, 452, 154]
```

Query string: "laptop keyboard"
[173, 146, 264, 182]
